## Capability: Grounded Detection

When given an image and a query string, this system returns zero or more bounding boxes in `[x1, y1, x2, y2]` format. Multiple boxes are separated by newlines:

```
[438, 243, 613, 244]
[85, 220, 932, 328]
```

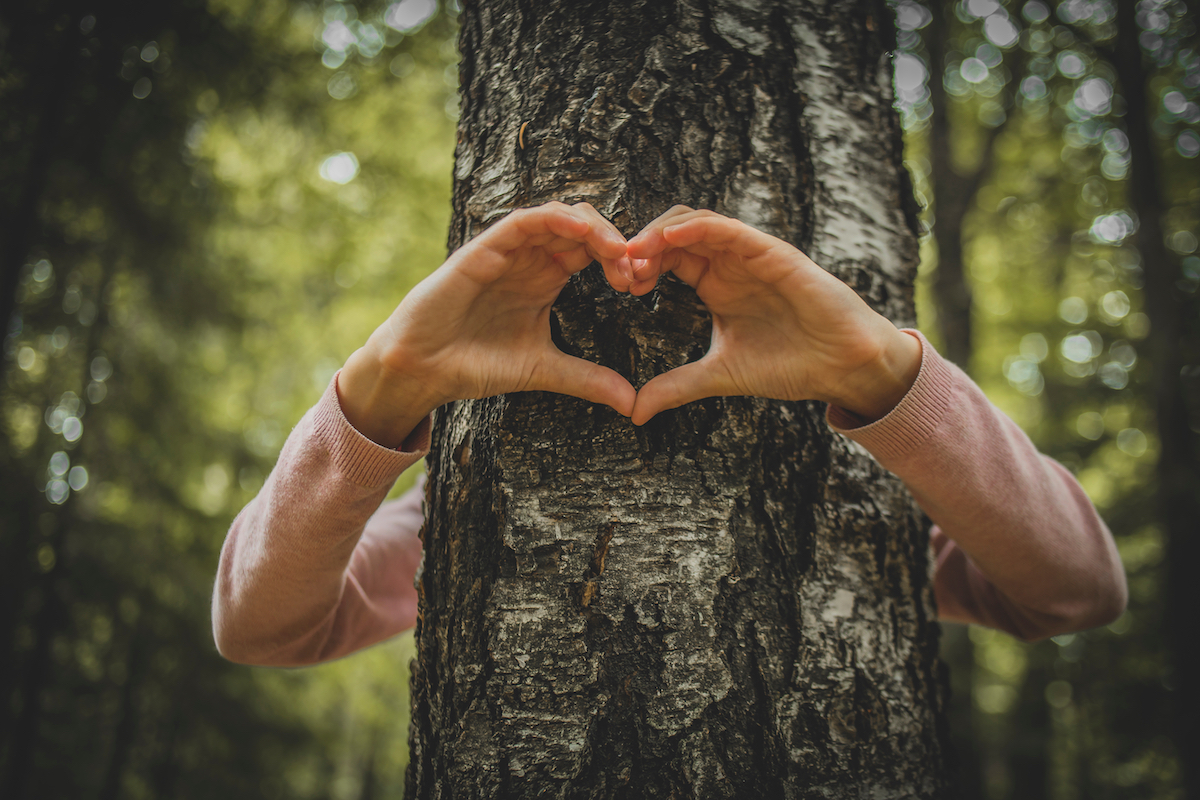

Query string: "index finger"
[480, 203, 628, 262]
[625, 205, 700, 260]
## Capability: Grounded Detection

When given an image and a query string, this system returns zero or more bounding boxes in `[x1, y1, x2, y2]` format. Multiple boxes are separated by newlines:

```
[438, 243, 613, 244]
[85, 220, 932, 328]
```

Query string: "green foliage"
[1, 0, 457, 796]
[900, 0, 1197, 797]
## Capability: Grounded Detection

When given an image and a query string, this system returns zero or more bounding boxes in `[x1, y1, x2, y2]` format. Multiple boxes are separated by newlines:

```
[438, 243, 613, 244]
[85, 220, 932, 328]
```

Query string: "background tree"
[409, 0, 949, 796]
[898, 0, 1197, 796]
[1, 0, 459, 796]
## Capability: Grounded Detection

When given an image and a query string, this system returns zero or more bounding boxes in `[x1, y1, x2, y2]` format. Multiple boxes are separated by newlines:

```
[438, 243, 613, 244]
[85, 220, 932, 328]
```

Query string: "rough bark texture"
[409, 1, 949, 797]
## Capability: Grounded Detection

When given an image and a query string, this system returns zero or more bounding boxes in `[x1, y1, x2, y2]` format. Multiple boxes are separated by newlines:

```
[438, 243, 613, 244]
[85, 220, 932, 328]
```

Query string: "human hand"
[624, 207, 921, 426]
[339, 202, 637, 447]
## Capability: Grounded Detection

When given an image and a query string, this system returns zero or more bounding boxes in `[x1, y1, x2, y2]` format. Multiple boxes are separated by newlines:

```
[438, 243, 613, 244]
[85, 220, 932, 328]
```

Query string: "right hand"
[339, 202, 637, 447]
[623, 207, 920, 426]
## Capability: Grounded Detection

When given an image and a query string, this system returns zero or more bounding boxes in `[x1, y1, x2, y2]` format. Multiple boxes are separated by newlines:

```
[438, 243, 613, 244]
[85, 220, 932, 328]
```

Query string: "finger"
[601, 255, 635, 292]
[630, 255, 661, 283]
[626, 205, 698, 259]
[485, 203, 627, 262]
[571, 202, 627, 250]
[550, 242, 632, 288]
[638, 248, 710, 290]
[553, 245, 598, 275]
[660, 215, 775, 261]
[529, 351, 637, 417]
[631, 356, 731, 426]
[557, 203, 628, 261]
[559, 203, 633, 287]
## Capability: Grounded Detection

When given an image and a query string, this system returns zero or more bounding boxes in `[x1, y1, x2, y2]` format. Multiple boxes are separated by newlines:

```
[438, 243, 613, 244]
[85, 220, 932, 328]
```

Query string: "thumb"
[529, 351, 637, 418]
[631, 357, 729, 426]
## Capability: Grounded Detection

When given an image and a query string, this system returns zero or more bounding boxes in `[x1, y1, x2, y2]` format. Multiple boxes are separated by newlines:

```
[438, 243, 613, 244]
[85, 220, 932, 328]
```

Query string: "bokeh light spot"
[1090, 212, 1135, 244]
[983, 15, 1019, 47]
[47, 480, 69, 505]
[1020, 333, 1049, 362]
[327, 71, 358, 100]
[1021, 76, 1047, 100]
[960, 57, 989, 84]
[1061, 333, 1095, 364]
[1075, 78, 1113, 116]
[1101, 290, 1130, 320]
[1076, 411, 1104, 440]
[49, 451, 70, 477]
[1116, 428, 1148, 457]
[1057, 51, 1087, 78]
[90, 355, 113, 382]
[62, 417, 83, 443]
[965, 0, 1001, 18]
[319, 152, 360, 184]
[68, 466, 89, 491]
[1022, 0, 1050, 23]
[1059, 296, 1088, 324]
[1099, 362, 1129, 389]
[896, 1, 932, 30]
[385, 0, 437, 32]
[1176, 129, 1200, 158]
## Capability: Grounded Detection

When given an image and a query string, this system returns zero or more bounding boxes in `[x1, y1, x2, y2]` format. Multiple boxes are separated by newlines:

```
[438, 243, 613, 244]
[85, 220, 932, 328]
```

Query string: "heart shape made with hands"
[556, 203, 920, 428]
[340, 200, 920, 449]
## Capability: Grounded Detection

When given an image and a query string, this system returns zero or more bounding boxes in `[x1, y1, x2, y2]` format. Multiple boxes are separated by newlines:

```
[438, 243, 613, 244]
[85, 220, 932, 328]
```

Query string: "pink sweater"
[212, 333, 1127, 666]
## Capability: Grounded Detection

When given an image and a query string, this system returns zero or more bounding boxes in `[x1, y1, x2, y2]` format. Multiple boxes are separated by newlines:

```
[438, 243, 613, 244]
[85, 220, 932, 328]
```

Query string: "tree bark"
[409, 1, 949, 797]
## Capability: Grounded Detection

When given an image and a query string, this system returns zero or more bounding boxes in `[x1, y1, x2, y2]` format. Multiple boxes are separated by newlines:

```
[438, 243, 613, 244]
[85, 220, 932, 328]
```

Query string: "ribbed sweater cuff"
[825, 330, 955, 462]
[310, 371, 431, 488]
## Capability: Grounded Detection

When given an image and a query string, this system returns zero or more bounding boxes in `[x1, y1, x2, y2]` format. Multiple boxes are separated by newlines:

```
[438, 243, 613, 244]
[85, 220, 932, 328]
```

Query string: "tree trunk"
[1114, 5, 1200, 793]
[409, 1, 949, 797]
[925, 0, 975, 372]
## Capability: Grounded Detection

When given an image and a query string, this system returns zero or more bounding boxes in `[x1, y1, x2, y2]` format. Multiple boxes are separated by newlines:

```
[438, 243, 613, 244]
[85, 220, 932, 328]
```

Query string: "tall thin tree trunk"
[1114, 5, 1200, 794]
[98, 626, 146, 800]
[926, 0, 975, 371]
[409, 2, 949, 796]
[0, 522, 63, 800]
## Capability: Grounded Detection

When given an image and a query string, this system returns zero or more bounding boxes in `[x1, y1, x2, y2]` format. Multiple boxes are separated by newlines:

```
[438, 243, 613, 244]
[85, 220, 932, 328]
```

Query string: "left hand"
[623, 206, 921, 426]
[339, 202, 638, 447]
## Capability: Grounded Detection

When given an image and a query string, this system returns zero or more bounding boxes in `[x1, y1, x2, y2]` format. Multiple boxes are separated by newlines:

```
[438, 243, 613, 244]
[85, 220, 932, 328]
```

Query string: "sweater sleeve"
[212, 371, 430, 666]
[827, 331, 1127, 641]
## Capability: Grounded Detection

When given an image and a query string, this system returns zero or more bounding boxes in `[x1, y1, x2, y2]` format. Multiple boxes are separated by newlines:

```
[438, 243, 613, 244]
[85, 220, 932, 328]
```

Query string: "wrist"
[338, 346, 446, 449]
[828, 326, 922, 423]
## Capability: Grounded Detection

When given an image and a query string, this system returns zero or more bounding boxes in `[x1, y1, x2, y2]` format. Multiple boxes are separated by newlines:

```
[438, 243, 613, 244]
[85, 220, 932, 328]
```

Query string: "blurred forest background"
[0, 0, 1196, 798]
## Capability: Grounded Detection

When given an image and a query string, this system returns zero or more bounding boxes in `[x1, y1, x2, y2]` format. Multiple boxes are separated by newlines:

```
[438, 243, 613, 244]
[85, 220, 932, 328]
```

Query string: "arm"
[212, 375, 428, 666]
[213, 202, 638, 666]
[828, 332, 1127, 641]
[624, 207, 1126, 639]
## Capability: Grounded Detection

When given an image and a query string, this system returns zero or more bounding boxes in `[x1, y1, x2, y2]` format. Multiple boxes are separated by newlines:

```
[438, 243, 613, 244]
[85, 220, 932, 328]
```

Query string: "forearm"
[829, 332, 1127, 639]
[212, 374, 429, 665]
